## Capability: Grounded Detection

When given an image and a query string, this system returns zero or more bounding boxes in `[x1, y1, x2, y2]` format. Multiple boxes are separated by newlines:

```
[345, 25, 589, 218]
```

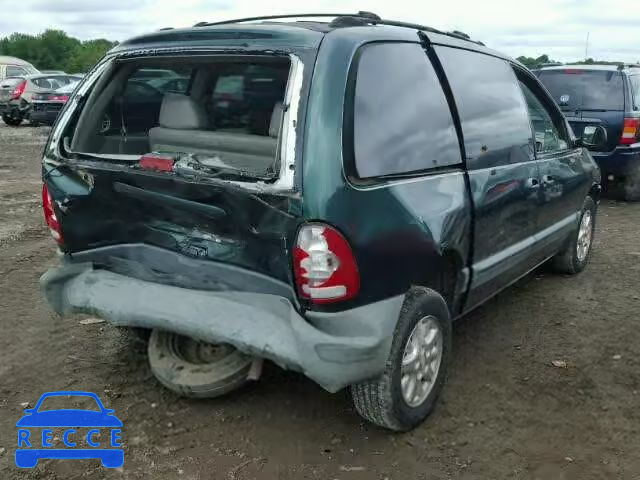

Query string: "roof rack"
[618, 63, 640, 70]
[192, 12, 484, 45]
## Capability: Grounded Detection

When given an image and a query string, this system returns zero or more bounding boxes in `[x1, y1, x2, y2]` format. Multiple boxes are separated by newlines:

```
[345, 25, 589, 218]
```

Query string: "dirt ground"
[0, 120, 639, 480]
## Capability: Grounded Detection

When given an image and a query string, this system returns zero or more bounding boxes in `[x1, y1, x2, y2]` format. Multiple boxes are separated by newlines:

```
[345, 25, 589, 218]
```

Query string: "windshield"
[537, 69, 624, 111]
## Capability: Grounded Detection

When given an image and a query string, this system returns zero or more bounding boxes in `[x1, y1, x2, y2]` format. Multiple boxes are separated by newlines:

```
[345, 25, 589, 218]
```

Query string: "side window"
[435, 47, 533, 169]
[630, 76, 640, 110]
[6, 66, 27, 77]
[350, 43, 461, 178]
[517, 77, 569, 153]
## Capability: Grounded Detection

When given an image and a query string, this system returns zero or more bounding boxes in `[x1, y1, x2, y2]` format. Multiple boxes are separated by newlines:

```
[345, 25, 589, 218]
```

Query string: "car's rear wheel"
[551, 195, 596, 274]
[350, 288, 452, 431]
[2, 114, 22, 126]
[148, 330, 253, 398]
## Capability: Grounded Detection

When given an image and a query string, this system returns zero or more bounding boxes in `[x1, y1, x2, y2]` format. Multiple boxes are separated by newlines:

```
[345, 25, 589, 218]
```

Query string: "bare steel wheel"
[148, 330, 253, 399]
[401, 316, 443, 407]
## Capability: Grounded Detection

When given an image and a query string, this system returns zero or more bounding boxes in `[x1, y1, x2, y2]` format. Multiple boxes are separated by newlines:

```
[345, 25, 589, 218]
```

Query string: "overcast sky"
[3, 0, 639, 62]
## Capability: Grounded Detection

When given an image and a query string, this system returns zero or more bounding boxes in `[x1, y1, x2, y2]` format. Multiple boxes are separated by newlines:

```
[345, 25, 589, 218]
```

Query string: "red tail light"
[11, 80, 27, 100]
[42, 184, 64, 244]
[49, 95, 69, 103]
[139, 153, 175, 172]
[620, 118, 640, 145]
[293, 223, 360, 304]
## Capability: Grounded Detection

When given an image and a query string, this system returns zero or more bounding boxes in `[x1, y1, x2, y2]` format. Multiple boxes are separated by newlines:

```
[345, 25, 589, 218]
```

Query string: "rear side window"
[6, 65, 27, 77]
[350, 43, 461, 179]
[436, 47, 533, 169]
[537, 69, 624, 111]
[630, 76, 640, 110]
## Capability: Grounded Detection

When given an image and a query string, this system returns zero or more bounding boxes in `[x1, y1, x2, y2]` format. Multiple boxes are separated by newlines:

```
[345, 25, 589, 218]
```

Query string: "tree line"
[516, 54, 626, 69]
[0, 30, 116, 74]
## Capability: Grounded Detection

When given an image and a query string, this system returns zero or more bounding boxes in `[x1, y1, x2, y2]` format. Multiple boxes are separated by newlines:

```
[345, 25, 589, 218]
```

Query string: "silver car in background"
[0, 74, 81, 126]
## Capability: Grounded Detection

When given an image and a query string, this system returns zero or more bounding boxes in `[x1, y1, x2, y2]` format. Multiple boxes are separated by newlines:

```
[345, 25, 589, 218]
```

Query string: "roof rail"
[192, 12, 483, 45]
[618, 63, 640, 70]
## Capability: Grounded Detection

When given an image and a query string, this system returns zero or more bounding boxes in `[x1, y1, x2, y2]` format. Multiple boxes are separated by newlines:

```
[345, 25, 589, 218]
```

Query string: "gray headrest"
[159, 93, 208, 130]
[269, 101, 284, 138]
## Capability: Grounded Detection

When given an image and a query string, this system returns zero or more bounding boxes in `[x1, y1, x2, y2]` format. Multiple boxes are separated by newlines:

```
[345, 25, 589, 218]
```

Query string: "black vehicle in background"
[536, 65, 640, 200]
[30, 81, 80, 126]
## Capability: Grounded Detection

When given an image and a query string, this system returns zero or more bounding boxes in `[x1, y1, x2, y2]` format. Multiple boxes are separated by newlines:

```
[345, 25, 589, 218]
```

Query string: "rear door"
[435, 47, 542, 309]
[537, 69, 625, 152]
[515, 68, 589, 259]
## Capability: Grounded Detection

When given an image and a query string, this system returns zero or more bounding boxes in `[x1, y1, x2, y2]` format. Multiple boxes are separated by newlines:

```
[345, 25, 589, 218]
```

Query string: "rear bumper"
[29, 108, 60, 125]
[592, 147, 640, 176]
[41, 261, 404, 393]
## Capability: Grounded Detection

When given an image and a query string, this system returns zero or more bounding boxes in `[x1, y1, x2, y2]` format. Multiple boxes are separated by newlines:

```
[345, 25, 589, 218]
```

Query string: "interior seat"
[149, 94, 283, 174]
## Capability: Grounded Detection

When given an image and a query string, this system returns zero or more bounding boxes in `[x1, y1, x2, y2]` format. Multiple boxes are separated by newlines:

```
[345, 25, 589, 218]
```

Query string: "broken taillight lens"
[42, 184, 63, 244]
[139, 153, 175, 172]
[11, 80, 26, 100]
[293, 223, 360, 304]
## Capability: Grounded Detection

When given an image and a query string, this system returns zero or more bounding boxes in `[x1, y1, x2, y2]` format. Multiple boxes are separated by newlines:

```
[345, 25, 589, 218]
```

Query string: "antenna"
[585, 32, 590, 60]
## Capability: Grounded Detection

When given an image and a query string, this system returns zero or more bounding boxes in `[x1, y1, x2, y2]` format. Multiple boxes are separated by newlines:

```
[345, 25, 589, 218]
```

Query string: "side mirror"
[581, 125, 608, 149]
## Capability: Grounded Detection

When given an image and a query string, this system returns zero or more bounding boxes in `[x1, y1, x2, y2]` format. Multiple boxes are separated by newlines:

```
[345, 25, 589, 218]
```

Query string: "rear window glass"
[537, 70, 624, 110]
[31, 76, 77, 90]
[64, 56, 291, 181]
[351, 43, 461, 178]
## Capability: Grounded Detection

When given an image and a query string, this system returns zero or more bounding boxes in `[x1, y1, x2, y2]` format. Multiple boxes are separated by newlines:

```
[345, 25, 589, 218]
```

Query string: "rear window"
[537, 69, 624, 111]
[349, 42, 461, 179]
[31, 75, 78, 90]
[62, 56, 292, 181]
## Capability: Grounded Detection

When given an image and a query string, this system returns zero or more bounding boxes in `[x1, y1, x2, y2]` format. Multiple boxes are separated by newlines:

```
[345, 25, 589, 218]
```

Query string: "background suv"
[536, 65, 640, 200]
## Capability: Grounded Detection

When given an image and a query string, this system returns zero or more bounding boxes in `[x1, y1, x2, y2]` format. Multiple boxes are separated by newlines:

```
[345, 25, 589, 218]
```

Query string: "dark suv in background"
[536, 65, 640, 200]
[40, 13, 601, 431]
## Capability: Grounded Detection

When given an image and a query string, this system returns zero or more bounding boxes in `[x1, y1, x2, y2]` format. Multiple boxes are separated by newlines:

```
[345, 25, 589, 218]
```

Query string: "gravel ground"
[0, 120, 639, 479]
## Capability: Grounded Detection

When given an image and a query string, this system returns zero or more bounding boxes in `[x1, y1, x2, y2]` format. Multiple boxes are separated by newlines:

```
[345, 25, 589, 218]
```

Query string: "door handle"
[542, 175, 555, 185]
[525, 178, 540, 190]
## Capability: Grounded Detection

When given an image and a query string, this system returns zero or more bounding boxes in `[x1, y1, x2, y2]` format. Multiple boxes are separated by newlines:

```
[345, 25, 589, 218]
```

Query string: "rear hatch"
[43, 26, 319, 284]
[537, 68, 625, 151]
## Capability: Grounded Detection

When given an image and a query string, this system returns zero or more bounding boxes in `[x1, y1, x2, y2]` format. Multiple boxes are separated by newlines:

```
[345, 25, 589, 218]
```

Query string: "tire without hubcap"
[148, 330, 253, 398]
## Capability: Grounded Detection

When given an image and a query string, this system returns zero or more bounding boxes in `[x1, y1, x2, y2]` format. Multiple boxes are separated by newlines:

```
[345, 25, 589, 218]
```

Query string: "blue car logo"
[15, 391, 123, 468]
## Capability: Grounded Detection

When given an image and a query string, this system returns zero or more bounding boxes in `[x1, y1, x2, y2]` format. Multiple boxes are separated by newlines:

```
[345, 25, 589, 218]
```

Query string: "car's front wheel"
[148, 330, 253, 398]
[350, 288, 452, 431]
[551, 195, 596, 274]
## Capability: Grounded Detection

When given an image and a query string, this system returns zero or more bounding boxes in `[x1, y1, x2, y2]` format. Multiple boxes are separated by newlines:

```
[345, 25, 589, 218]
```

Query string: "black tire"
[148, 330, 252, 398]
[2, 114, 22, 126]
[623, 168, 640, 201]
[350, 287, 452, 431]
[551, 195, 596, 274]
